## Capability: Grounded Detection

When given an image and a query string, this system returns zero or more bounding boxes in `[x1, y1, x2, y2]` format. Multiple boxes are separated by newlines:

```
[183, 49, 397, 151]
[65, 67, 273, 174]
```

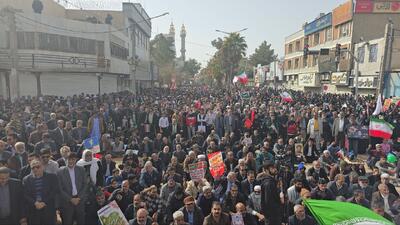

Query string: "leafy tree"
[182, 58, 201, 77]
[249, 41, 277, 67]
[150, 34, 176, 84]
[210, 33, 247, 84]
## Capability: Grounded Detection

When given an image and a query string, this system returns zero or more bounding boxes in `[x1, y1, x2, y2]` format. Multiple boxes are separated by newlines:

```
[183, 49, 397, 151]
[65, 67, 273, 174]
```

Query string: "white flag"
[373, 94, 382, 116]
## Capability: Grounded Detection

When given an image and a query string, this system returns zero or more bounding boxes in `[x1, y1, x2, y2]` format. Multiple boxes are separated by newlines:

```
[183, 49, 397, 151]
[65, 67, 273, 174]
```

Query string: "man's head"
[293, 178, 303, 192]
[0, 167, 10, 186]
[358, 176, 369, 188]
[294, 205, 306, 220]
[167, 177, 176, 188]
[30, 159, 44, 177]
[353, 189, 365, 202]
[247, 170, 255, 183]
[76, 120, 83, 128]
[133, 194, 142, 208]
[172, 211, 185, 225]
[60, 146, 71, 159]
[318, 178, 328, 191]
[211, 201, 222, 218]
[263, 160, 277, 176]
[15, 142, 25, 154]
[83, 150, 93, 162]
[136, 208, 148, 224]
[184, 196, 195, 212]
[227, 172, 236, 182]
[335, 174, 345, 187]
[378, 183, 389, 197]
[230, 184, 239, 197]
[144, 161, 153, 173]
[203, 186, 213, 199]
[313, 160, 321, 170]
[122, 180, 130, 193]
[380, 173, 390, 184]
[235, 202, 246, 215]
[95, 191, 106, 205]
[7, 134, 17, 146]
[40, 148, 51, 164]
[67, 152, 78, 168]
[57, 120, 64, 129]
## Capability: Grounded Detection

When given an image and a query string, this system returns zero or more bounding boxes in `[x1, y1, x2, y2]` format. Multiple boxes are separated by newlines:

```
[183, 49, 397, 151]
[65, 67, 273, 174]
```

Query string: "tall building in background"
[283, 0, 400, 96]
[180, 24, 186, 62]
[0, 0, 153, 99]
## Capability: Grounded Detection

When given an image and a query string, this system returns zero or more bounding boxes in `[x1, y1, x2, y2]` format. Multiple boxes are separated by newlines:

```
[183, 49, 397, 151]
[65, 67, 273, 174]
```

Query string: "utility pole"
[378, 22, 394, 97]
[2, 7, 20, 100]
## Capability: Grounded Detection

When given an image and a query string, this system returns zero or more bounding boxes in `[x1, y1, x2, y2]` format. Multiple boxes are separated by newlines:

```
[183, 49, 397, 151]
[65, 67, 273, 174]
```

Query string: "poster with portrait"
[347, 125, 369, 139]
[98, 201, 129, 225]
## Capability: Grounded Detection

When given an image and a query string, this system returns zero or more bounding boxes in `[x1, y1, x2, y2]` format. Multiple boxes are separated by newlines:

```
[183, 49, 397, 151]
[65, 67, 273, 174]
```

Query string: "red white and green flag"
[280, 91, 293, 102]
[304, 199, 394, 225]
[369, 117, 394, 139]
[232, 72, 248, 84]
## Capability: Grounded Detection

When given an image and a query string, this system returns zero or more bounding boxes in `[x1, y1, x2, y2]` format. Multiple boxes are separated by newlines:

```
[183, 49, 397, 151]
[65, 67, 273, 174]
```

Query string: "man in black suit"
[71, 120, 88, 145]
[57, 152, 87, 225]
[179, 196, 204, 225]
[101, 153, 116, 178]
[8, 142, 28, 172]
[19, 153, 40, 180]
[22, 159, 58, 225]
[34, 133, 57, 156]
[56, 146, 71, 168]
[240, 170, 258, 198]
[0, 167, 25, 225]
[50, 120, 72, 152]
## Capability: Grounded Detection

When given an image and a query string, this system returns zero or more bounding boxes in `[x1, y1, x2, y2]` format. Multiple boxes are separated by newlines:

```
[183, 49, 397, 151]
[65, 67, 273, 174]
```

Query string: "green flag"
[304, 199, 394, 225]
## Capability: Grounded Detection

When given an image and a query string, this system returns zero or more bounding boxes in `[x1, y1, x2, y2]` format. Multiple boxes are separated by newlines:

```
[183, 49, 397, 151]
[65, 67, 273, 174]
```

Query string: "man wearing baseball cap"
[179, 196, 204, 225]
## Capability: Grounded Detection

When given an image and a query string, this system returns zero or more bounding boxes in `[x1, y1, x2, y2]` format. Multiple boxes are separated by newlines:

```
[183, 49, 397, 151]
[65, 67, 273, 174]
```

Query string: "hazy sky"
[67, 0, 347, 66]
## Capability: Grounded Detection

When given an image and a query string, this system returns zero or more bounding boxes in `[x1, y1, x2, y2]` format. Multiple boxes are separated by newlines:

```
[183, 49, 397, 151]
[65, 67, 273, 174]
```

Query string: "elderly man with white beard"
[246, 185, 265, 224]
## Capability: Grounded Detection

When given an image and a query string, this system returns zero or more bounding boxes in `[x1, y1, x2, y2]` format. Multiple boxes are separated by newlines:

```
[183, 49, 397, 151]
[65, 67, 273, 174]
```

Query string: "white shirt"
[68, 167, 78, 196]
[159, 117, 169, 128]
[339, 118, 344, 132]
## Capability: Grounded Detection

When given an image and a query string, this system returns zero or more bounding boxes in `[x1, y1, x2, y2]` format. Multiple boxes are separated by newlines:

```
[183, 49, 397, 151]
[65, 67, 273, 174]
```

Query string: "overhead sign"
[304, 13, 332, 35]
[333, 0, 353, 26]
[299, 73, 318, 87]
[357, 76, 377, 89]
[318, 54, 336, 73]
[331, 72, 348, 86]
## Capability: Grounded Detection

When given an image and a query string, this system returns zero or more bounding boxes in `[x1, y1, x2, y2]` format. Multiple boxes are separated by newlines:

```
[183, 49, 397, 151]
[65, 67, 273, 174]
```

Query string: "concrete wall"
[355, 38, 385, 76]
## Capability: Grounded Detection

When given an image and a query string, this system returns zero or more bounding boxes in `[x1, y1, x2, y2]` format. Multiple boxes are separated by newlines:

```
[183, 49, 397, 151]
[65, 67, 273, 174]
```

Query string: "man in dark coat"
[179, 196, 204, 225]
[288, 205, 317, 225]
[260, 161, 282, 225]
[0, 167, 25, 225]
[22, 159, 58, 225]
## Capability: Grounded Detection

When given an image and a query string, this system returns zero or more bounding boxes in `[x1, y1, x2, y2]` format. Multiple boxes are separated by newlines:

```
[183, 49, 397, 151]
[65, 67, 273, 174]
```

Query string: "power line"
[16, 12, 168, 34]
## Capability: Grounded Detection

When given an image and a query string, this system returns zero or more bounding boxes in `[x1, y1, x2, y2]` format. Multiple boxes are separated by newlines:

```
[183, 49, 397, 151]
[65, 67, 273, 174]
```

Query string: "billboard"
[333, 0, 353, 26]
[331, 72, 348, 86]
[357, 76, 377, 89]
[355, 0, 400, 13]
[304, 13, 332, 35]
[299, 73, 318, 87]
[318, 54, 337, 73]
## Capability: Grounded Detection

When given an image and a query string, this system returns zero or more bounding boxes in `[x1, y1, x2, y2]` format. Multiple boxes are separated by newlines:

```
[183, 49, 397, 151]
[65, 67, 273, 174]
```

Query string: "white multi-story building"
[0, 0, 155, 99]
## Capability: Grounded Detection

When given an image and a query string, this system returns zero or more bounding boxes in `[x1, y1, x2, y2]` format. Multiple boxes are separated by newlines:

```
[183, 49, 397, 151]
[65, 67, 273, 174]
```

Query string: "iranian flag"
[233, 72, 248, 84]
[280, 91, 293, 102]
[304, 199, 394, 225]
[369, 117, 394, 139]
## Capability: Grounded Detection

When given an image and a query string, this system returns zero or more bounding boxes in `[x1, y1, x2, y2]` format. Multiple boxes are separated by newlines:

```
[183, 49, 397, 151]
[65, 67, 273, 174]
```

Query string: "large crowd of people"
[0, 85, 399, 225]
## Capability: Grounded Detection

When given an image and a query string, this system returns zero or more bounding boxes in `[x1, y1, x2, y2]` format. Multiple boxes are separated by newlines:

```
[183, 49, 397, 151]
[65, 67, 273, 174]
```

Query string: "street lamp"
[128, 55, 140, 94]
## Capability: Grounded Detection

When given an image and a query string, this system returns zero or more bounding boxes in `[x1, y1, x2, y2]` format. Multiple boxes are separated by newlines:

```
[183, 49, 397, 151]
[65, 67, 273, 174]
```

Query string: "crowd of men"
[0, 85, 399, 225]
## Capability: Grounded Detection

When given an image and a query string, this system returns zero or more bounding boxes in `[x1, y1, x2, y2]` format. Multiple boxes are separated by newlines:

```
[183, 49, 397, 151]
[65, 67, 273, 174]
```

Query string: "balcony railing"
[0, 51, 110, 72]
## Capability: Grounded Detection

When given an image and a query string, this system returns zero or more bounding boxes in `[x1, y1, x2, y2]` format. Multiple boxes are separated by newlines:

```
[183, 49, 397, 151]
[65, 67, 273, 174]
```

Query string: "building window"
[339, 23, 350, 38]
[295, 58, 299, 68]
[295, 41, 300, 51]
[110, 42, 128, 60]
[312, 55, 318, 66]
[17, 32, 35, 49]
[288, 43, 293, 54]
[304, 37, 309, 46]
[357, 46, 365, 63]
[325, 27, 332, 42]
[303, 57, 308, 67]
[288, 60, 292, 69]
[314, 33, 320, 45]
[368, 44, 378, 62]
